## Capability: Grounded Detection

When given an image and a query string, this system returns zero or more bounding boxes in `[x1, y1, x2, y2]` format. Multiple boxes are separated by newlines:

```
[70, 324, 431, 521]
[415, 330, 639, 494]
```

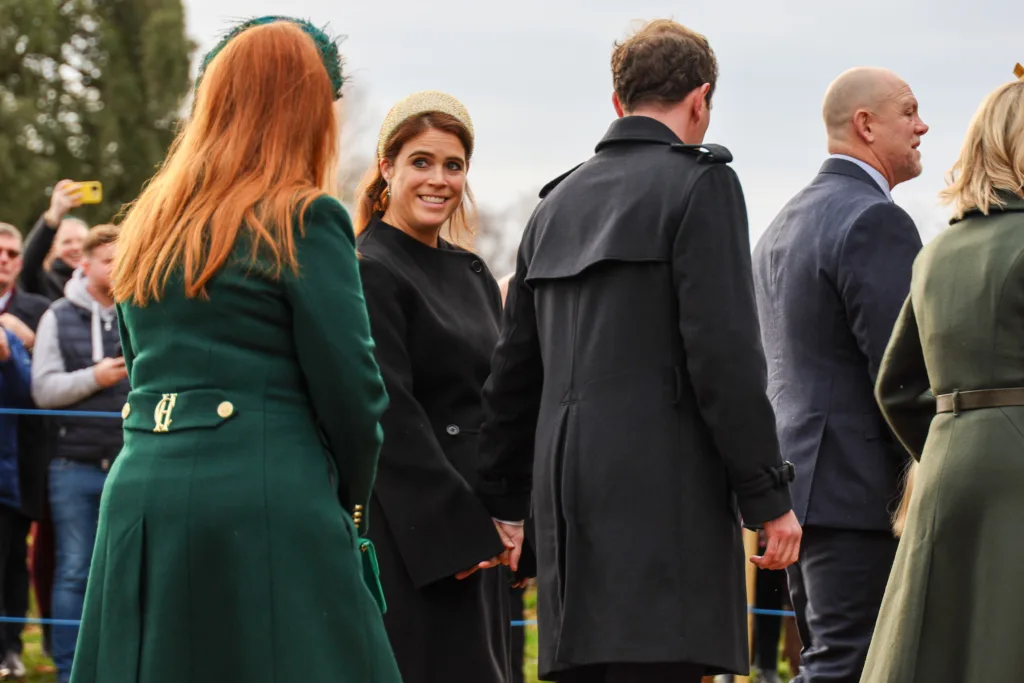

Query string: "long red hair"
[113, 21, 339, 304]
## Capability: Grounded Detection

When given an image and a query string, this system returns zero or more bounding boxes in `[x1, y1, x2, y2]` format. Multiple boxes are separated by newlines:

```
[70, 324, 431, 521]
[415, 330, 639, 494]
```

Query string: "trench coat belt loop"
[935, 387, 1024, 415]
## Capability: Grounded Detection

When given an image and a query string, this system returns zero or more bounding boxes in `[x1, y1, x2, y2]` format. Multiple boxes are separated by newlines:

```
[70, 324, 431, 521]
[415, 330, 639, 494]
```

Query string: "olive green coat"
[862, 195, 1024, 682]
[69, 196, 402, 683]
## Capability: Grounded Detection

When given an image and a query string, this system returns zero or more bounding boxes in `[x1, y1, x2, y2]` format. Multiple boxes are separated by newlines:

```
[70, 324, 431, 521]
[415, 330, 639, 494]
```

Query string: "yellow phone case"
[76, 181, 103, 205]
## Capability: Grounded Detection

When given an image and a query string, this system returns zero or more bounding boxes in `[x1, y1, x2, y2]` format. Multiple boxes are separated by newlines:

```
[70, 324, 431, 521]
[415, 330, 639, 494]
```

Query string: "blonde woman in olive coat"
[863, 78, 1024, 682]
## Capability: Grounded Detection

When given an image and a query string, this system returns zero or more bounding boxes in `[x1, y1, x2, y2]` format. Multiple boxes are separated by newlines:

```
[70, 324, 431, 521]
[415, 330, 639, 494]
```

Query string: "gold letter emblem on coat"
[153, 393, 178, 433]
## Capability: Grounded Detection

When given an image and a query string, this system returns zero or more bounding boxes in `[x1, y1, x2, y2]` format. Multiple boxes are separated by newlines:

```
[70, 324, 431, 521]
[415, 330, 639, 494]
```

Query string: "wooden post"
[739, 528, 758, 682]
[702, 529, 758, 683]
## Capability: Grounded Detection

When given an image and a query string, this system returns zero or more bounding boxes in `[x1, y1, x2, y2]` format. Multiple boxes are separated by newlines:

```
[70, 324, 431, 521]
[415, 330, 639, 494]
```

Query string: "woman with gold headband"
[354, 91, 521, 683]
[67, 17, 401, 683]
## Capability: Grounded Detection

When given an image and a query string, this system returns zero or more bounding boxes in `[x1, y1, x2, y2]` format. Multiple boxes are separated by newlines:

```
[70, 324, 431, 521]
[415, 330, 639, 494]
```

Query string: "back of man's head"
[611, 20, 718, 114]
[822, 67, 902, 142]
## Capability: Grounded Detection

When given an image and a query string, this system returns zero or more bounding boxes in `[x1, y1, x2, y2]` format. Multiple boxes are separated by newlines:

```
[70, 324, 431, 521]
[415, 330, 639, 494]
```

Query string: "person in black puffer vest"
[30, 225, 128, 683]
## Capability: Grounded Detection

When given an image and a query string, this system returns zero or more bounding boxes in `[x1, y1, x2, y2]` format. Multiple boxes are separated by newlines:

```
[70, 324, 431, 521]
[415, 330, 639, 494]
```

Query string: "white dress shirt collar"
[829, 154, 892, 201]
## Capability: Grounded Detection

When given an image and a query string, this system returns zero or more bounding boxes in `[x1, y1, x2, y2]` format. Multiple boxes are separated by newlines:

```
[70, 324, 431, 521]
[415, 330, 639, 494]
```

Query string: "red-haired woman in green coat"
[67, 17, 402, 683]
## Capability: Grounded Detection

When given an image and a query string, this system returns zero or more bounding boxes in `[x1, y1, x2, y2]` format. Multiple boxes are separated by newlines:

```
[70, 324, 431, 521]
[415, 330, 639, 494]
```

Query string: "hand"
[0, 314, 34, 350]
[43, 180, 82, 227]
[93, 357, 127, 388]
[455, 555, 503, 581]
[0, 331, 9, 363]
[750, 509, 802, 571]
[493, 520, 526, 573]
[510, 576, 531, 590]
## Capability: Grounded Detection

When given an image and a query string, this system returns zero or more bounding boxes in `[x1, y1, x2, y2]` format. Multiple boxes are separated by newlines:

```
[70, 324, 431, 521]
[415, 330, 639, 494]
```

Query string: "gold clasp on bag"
[153, 393, 178, 433]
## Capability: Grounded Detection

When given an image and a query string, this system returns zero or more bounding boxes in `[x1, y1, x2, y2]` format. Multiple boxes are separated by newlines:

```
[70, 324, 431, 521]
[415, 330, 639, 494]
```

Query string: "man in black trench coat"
[476, 19, 803, 683]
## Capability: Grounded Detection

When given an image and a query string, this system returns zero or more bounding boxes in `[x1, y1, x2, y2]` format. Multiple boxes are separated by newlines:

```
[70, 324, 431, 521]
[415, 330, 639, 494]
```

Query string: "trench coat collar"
[952, 191, 1024, 224]
[595, 115, 683, 152]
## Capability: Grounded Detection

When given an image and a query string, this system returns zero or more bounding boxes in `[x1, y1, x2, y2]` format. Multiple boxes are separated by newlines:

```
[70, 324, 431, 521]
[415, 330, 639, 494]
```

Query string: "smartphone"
[75, 181, 103, 205]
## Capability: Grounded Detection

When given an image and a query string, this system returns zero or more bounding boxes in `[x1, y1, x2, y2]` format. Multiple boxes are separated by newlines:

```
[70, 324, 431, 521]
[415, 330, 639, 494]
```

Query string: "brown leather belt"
[935, 388, 1024, 414]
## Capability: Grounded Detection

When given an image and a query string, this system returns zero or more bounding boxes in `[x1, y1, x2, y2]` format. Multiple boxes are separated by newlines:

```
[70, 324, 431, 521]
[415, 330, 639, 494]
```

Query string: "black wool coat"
[357, 217, 513, 683]
[476, 116, 795, 679]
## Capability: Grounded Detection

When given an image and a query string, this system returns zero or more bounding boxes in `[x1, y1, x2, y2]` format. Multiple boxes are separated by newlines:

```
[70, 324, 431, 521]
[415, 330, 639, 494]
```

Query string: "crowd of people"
[1, 11, 1022, 683]
[0, 178, 125, 682]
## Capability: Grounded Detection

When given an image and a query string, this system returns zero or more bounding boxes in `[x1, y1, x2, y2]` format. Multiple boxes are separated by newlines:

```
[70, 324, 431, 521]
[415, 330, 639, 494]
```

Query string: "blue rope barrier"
[751, 608, 797, 617]
[0, 607, 794, 629]
[0, 617, 82, 626]
[0, 407, 121, 418]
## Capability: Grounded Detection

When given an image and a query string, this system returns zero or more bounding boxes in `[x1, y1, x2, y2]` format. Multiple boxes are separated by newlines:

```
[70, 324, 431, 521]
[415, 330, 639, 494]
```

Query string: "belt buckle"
[951, 389, 960, 417]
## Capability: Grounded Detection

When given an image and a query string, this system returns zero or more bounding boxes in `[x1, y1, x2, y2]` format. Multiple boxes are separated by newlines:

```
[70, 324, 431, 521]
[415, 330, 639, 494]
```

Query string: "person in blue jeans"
[31, 226, 129, 683]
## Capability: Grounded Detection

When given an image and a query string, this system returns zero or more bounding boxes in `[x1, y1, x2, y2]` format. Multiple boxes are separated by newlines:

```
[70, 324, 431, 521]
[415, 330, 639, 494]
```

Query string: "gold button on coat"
[121, 403, 131, 419]
[217, 401, 234, 419]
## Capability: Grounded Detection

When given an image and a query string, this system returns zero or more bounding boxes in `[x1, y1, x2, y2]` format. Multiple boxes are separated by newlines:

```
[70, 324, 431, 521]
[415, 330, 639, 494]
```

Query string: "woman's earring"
[384, 183, 391, 200]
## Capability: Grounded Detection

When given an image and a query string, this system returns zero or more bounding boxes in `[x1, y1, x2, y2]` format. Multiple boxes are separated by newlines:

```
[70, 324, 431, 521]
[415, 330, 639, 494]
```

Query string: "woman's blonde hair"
[939, 81, 1024, 219]
[113, 21, 339, 304]
[892, 461, 915, 538]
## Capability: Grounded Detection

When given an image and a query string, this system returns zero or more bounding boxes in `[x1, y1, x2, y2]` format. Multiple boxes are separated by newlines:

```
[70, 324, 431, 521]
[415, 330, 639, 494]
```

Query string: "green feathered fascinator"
[195, 15, 345, 99]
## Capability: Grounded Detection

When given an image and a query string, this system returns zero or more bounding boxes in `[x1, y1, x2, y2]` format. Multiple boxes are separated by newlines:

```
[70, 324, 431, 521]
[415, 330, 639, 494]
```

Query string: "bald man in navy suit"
[751, 67, 929, 683]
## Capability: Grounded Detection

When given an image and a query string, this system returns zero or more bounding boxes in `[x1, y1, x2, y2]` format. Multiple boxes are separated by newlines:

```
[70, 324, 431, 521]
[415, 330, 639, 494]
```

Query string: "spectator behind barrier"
[22, 181, 88, 302]
[0, 320, 33, 680]
[30, 224, 127, 683]
[0, 222, 51, 678]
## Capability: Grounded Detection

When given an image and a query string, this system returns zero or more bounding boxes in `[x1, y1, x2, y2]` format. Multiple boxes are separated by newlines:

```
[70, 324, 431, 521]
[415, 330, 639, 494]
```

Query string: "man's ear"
[853, 109, 875, 144]
[694, 83, 711, 119]
[612, 92, 625, 118]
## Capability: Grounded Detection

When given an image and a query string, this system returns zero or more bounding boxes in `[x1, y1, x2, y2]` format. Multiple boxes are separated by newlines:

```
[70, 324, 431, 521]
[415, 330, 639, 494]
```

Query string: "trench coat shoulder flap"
[525, 137, 733, 284]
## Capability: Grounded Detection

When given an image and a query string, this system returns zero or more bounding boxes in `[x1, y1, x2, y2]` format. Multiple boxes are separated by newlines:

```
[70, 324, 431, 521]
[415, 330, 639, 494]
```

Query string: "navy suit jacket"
[752, 158, 921, 531]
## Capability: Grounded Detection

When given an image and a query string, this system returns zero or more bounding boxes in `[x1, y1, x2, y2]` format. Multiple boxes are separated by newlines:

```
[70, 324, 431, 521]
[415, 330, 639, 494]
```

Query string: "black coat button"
[470, 260, 483, 273]
[446, 424, 460, 436]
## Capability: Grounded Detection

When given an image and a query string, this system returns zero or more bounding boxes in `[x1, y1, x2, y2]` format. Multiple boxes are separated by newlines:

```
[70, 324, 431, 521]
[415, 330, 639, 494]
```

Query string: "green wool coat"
[861, 194, 1024, 682]
[69, 196, 403, 683]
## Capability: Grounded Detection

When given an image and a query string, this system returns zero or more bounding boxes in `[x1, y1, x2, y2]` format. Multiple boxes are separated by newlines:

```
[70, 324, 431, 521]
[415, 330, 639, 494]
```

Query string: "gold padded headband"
[377, 90, 474, 158]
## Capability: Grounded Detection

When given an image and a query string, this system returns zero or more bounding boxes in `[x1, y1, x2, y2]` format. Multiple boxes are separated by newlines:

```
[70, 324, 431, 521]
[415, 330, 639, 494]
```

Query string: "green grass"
[522, 586, 539, 683]
[19, 624, 56, 682]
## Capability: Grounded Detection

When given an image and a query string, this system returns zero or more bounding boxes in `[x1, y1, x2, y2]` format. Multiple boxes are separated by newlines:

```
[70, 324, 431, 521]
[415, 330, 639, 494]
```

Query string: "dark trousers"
[557, 663, 704, 683]
[754, 566, 788, 671]
[29, 517, 55, 653]
[787, 526, 898, 683]
[0, 506, 31, 656]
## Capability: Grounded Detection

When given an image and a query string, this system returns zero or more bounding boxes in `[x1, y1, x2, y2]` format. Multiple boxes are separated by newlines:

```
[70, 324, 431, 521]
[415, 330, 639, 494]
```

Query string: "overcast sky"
[182, 0, 1019, 248]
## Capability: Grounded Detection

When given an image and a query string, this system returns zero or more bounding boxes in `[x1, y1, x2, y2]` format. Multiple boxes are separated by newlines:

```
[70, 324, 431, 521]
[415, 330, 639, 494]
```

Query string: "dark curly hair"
[611, 20, 718, 113]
